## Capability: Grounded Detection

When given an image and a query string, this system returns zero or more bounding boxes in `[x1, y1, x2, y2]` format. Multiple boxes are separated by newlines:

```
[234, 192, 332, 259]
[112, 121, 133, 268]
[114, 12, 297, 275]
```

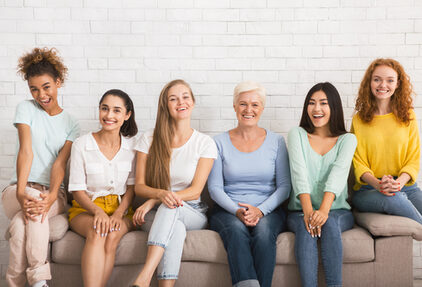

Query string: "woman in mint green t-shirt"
[287, 82, 356, 287]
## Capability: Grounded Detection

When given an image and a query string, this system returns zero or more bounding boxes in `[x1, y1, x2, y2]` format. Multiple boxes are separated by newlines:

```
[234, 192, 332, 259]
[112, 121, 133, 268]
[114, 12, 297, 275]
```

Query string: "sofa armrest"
[354, 211, 422, 240]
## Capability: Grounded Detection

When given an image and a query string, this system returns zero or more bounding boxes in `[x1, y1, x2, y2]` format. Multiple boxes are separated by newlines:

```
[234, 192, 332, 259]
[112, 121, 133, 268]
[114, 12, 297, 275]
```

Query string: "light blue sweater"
[208, 130, 291, 215]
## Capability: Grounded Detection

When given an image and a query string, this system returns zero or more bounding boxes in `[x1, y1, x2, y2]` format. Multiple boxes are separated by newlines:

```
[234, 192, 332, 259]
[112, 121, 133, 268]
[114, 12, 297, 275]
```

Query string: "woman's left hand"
[25, 193, 55, 223]
[238, 203, 264, 225]
[109, 211, 124, 232]
[309, 209, 329, 237]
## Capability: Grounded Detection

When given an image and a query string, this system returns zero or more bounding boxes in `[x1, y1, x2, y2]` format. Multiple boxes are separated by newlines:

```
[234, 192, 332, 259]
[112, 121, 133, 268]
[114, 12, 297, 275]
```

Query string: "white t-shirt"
[68, 133, 137, 201]
[135, 129, 217, 211]
[11, 100, 80, 187]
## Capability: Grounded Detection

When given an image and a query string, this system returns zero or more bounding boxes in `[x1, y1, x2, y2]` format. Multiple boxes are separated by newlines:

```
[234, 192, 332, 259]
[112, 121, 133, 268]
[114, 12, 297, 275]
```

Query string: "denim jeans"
[353, 183, 422, 224]
[143, 202, 207, 280]
[287, 209, 354, 287]
[209, 205, 286, 287]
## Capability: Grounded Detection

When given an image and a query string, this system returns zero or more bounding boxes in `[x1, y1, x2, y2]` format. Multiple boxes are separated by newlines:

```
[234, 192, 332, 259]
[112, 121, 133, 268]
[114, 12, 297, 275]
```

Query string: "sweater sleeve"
[399, 114, 420, 185]
[324, 133, 357, 197]
[207, 139, 239, 215]
[351, 116, 375, 185]
[257, 135, 291, 215]
[288, 127, 312, 198]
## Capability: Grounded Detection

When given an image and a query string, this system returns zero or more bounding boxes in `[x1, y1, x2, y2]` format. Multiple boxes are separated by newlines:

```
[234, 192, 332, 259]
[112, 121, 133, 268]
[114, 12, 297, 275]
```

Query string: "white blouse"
[68, 133, 137, 201]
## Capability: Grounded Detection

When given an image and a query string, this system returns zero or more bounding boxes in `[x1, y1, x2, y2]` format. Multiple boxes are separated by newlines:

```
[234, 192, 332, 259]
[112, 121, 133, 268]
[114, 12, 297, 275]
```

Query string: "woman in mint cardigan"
[287, 82, 357, 287]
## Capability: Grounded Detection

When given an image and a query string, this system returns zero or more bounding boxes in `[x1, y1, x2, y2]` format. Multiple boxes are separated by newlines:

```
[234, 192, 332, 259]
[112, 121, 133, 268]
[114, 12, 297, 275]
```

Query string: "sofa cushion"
[51, 226, 374, 265]
[354, 211, 422, 241]
[49, 214, 69, 242]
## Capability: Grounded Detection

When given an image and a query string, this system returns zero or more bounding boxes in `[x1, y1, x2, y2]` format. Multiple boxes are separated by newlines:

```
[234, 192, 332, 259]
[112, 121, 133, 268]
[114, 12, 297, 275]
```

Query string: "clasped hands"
[236, 203, 263, 227]
[93, 209, 125, 237]
[19, 192, 53, 224]
[303, 209, 329, 238]
[378, 175, 401, 196]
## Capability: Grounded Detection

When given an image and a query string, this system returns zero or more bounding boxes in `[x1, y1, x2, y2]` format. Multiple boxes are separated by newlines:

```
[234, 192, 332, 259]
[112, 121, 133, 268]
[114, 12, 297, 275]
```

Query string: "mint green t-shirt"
[287, 127, 357, 211]
[11, 100, 80, 187]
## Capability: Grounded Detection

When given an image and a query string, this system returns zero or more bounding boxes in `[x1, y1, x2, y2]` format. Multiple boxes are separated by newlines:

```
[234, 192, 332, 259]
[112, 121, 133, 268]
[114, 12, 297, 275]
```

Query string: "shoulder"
[339, 132, 357, 146]
[265, 130, 286, 147]
[73, 133, 91, 149]
[16, 99, 38, 113]
[288, 126, 305, 140]
[122, 134, 138, 150]
[193, 130, 215, 146]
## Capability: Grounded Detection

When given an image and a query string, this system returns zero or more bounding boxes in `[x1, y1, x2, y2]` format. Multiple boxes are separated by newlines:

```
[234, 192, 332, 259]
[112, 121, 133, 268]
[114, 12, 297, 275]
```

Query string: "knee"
[85, 229, 105, 244]
[104, 232, 122, 253]
[173, 221, 187, 240]
[253, 222, 278, 243]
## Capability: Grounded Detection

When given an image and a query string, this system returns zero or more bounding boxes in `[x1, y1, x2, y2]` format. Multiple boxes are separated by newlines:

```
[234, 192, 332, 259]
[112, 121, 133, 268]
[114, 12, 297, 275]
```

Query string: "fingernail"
[119, 228, 121, 231]
[96, 230, 99, 234]
[93, 226, 96, 229]
[105, 233, 108, 236]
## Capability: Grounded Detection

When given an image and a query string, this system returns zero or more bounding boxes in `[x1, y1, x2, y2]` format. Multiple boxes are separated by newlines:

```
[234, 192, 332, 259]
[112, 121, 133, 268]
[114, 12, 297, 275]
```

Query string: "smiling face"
[28, 74, 61, 114]
[167, 84, 195, 121]
[370, 65, 399, 102]
[99, 95, 131, 132]
[307, 90, 330, 130]
[234, 90, 264, 127]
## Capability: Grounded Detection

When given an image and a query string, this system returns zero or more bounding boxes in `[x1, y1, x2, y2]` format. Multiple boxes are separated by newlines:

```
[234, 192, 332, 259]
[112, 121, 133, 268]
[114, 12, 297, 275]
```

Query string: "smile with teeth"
[376, 89, 389, 93]
[313, 114, 324, 118]
[104, 120, 117, 125]
[40, 98, 51, 104]
[177, 107, 187, 111]
[242, 115, 254, 119]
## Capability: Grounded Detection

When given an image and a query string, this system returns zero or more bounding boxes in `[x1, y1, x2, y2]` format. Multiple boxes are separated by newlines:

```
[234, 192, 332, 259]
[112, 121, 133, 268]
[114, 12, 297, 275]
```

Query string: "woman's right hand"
[303, 209, 317, 238]
[379, 175, 400, 196]
[17, 192, 39, 224]
[133, 199, 155, 226]
[93, 209, 110, 237]
[158, 190, 182, 208]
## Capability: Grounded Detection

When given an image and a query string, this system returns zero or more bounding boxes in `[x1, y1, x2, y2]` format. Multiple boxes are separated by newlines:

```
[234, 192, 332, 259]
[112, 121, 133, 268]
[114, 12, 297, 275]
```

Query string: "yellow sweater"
[351, 109, 420, 190]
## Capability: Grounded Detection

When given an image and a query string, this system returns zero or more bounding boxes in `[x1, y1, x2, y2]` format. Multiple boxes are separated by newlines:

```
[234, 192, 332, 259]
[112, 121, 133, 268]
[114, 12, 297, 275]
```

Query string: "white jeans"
[142, 202, 207, 280]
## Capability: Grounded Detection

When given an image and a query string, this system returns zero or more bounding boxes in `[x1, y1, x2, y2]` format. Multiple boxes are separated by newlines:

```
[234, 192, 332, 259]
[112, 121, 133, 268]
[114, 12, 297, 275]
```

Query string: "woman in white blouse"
[68, 89, 138, 287]
[131, 79, 217, 287]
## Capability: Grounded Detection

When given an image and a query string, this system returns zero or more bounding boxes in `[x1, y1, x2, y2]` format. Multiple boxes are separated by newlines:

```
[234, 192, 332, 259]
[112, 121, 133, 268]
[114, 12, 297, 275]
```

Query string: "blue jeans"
[143, 203, 207, 280]
[287, 209, 354, 287]
[209, 205, 286, 287]
[353, 183, 422, 224]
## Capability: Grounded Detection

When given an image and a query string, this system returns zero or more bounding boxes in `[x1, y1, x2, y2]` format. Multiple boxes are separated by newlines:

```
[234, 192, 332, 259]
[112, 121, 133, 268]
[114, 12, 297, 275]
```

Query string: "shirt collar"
[86, 133, 130, 151]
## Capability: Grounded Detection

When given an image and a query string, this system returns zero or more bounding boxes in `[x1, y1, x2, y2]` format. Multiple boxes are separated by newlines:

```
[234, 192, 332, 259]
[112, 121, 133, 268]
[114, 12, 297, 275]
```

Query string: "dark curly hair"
[355, 58, 414, 125]
[17, 47, 67, 83]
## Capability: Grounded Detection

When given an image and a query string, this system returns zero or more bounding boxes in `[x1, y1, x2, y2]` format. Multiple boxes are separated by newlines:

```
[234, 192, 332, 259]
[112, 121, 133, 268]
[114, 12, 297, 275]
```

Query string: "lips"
[103, 120, 117, 125]
[242, 115, 254, 119]
[39, 98, 51, 105]
[176, 107, 187, 111]
[313, 114, 324, 118]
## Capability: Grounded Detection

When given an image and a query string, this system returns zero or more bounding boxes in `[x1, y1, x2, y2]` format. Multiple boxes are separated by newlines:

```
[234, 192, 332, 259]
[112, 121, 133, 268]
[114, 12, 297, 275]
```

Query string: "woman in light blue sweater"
[208, 81, 291, 287]
[287, 82, 356, 287]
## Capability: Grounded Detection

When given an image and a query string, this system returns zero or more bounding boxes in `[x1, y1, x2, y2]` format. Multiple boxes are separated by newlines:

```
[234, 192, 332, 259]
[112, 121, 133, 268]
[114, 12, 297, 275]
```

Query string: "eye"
[253, 104, 259, 107]
[388, 79, 395, 83]
[321, 101, 328, 105]
[308, 101, 315, 105]
[44, 86, 50, 90]
[114, 109, 121, 113]
[169, 98, 176, 101]
[239, 103, 246, 106]
[101, 106, 108, 111]
[183, 95, 190, 99]
[373, 78, 380, 82]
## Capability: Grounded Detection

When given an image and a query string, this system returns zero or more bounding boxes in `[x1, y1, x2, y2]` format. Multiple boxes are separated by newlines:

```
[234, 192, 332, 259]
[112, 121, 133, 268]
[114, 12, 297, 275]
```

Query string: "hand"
[109, 211, 124, 233]
[238, 203, 263, 224]
[133, 200, 155, 226]
[309, 209, 329, 237]
[30, 193, 56, 223]
[302, 209, 317, 238]
[158, 190, 182, 209]
[93, 209, 110, 237]
[379, 175, 400, 196]
[236, 207, 259, 227]
[17, 192, 39, 224]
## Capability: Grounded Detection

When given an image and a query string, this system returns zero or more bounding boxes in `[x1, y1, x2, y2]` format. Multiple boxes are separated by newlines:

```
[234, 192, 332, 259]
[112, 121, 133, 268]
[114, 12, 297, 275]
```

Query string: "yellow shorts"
[68, 194, 134, 223]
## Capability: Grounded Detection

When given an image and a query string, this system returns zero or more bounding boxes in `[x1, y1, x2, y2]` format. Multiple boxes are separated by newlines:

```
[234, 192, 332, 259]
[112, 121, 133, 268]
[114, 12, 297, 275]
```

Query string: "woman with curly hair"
[352, 58, 422, 223]
[1, 47, 80, 287]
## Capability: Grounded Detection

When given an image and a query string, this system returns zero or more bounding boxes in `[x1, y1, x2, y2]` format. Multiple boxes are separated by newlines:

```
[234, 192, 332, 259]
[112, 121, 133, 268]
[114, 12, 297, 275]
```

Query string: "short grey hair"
[233, 81, 266, 107]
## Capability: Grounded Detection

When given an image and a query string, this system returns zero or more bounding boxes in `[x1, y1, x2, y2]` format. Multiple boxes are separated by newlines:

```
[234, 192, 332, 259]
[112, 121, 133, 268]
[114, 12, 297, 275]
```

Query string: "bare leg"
[132, 245, 165, 287]
[158, 279, 176, 287]
[100, 217, 132, 286]
[70, 213, 106, 287]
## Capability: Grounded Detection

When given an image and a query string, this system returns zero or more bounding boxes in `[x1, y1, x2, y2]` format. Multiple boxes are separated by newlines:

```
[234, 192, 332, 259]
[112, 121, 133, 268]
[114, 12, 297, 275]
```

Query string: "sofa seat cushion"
[51, 226, 374, 265]
[354, 211, 422, 240]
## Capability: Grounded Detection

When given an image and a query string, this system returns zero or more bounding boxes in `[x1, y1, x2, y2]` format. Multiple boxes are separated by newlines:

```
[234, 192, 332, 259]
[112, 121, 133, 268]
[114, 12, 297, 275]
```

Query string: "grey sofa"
[43, 188, 422, 287]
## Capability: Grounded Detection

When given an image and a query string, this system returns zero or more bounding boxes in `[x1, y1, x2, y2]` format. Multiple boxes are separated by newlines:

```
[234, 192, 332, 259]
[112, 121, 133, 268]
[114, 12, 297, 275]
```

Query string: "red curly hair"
[355, 58, 414, 125]
[17, 47, 67, 84]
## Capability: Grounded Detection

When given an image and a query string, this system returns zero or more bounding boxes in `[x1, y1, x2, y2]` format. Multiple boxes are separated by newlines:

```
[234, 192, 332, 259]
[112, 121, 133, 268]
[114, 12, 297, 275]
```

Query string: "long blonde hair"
[145, 79, 195, 190]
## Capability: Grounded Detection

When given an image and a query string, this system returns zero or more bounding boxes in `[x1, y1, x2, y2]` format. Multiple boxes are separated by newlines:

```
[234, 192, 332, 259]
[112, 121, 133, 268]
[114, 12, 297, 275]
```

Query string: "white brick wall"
[1, 1, 422, 284]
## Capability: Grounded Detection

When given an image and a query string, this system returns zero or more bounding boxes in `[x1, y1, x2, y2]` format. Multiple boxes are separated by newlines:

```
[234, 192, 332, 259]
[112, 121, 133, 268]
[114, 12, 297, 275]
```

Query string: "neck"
[173, 119, 192, 137]
[233, 124, 262, 140]
[95, 129, 121, 146]
[44, 105, 62, 116]
[375, 98, 392, 115]
[312, 126, 331, 138]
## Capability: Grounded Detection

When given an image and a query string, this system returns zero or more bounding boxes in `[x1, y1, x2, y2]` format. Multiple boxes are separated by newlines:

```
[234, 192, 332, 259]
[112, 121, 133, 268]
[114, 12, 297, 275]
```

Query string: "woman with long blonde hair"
[131, 79, 217, 287]
[352, 58, 422, 223]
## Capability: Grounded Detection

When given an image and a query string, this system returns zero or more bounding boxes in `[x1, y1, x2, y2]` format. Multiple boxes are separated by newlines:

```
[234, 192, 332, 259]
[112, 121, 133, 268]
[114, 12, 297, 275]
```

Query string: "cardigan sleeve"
[399, 112, 420, 185]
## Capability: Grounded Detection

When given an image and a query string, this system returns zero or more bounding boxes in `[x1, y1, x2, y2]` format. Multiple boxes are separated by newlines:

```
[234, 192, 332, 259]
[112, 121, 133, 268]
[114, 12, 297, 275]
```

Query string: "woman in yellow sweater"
[352, 58, 422, 224]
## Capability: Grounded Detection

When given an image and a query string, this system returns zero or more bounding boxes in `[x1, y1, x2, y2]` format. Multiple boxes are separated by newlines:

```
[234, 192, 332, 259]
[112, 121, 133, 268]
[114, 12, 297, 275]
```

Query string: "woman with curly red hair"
[352, 58, 422, 223]
[1, 47, 80, 287]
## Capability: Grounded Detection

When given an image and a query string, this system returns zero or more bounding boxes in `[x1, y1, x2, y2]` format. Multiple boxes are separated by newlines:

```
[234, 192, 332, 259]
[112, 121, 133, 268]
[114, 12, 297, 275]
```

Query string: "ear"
[125, 110, 132, 121]
[56, 79, 62, 88]
[396, 80, 400, 88]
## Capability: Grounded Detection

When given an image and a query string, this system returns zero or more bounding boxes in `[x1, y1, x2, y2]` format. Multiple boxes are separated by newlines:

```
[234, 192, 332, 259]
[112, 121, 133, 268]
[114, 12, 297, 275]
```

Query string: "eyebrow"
[101, 104, 123, 109]
[372, 75, 396, 78]
[29, 82, 51, 88]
